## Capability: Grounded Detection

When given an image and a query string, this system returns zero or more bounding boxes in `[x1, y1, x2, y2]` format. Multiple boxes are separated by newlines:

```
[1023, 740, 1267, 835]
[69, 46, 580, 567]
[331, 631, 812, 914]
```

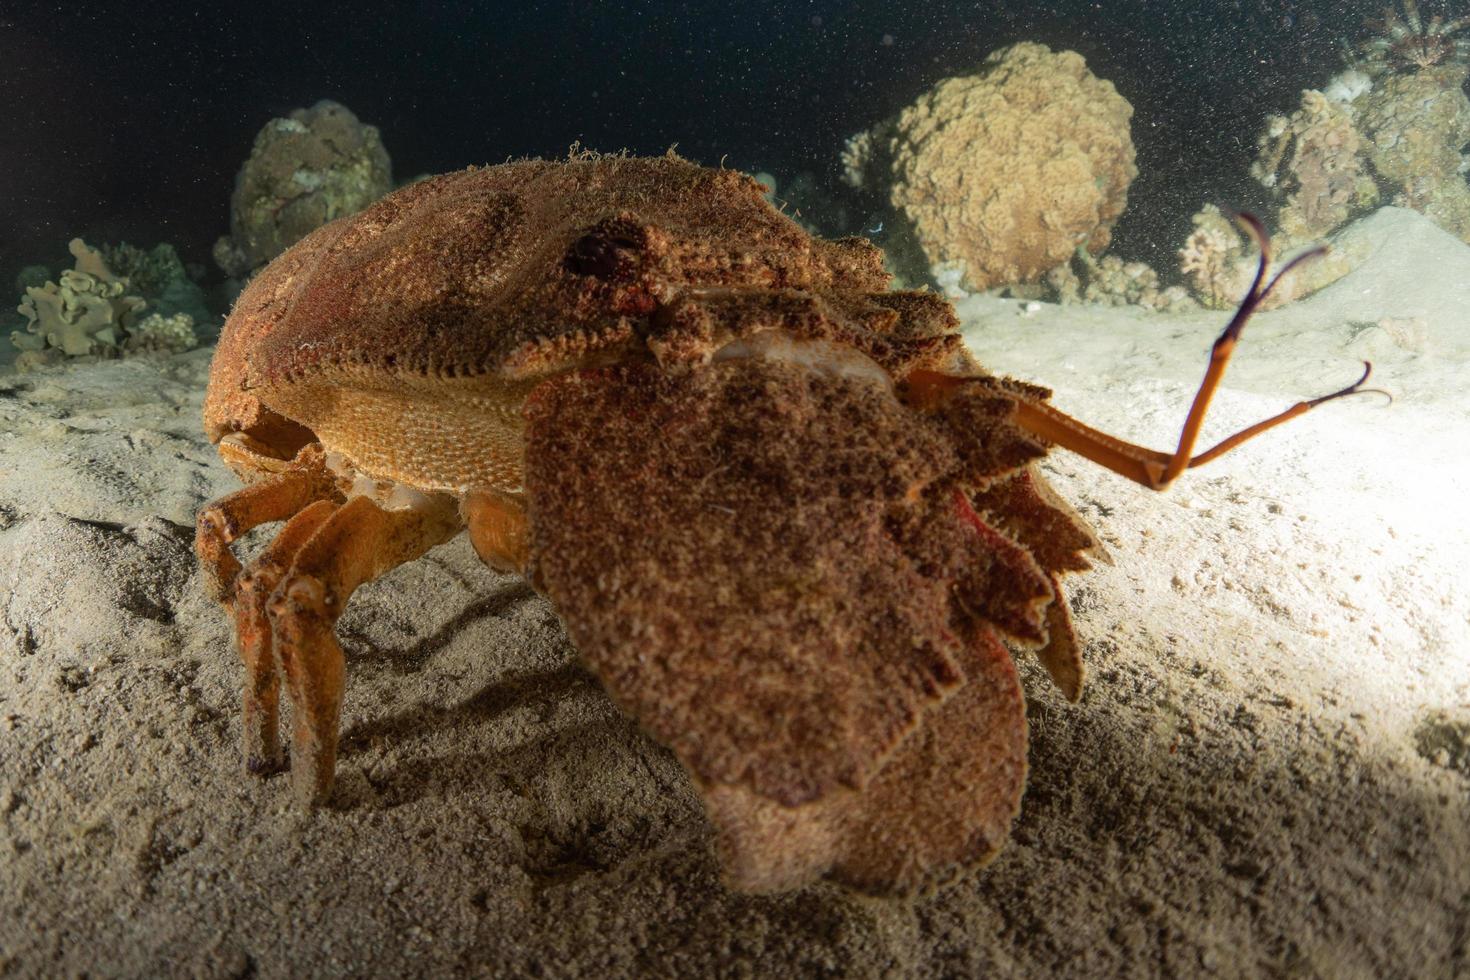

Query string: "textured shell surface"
[201, 153, 909, 492]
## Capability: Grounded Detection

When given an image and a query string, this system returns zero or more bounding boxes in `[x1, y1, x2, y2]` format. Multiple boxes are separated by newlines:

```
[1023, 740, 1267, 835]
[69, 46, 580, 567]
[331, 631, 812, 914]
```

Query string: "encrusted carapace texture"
[522, 356, 1097, 891]
[525, 359, 966, 808]
[203, 152, 965, 492]
[704, 626, 1027, 894]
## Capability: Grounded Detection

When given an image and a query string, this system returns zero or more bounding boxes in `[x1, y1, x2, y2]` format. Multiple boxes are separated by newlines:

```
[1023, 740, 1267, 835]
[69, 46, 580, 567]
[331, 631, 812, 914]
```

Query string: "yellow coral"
[848, 43, 1136, 292]
[1074, 252, 1194, 312]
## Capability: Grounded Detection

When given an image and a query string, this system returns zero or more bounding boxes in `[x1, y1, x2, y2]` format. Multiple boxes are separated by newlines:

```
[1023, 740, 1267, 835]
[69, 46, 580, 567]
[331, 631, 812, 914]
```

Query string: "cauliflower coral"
[844, 42, 1137, 292]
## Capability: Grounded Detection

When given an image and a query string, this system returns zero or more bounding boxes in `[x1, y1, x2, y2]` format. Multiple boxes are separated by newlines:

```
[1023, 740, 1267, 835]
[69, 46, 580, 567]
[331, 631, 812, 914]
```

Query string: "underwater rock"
[101, 241, 212, 328]
[1414, 709, 1470, 779]
[1251, 89, 1379, 245]
[1356, 65, 1470, 242]
[842, 42, 1136, 293]
[212, 99, 392, 278]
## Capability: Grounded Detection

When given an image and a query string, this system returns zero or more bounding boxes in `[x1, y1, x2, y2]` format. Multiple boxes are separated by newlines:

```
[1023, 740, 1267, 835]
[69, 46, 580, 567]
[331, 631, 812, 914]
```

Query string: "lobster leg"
[264, 494, 461, 804]
[918, 214, 1386, 491]
[196, 465, 334, 603]
[1009, 361, 1377, 491]
[197, 447, 344, 771]
[463, 488, 530, 574]
[233, 499, 340, 773]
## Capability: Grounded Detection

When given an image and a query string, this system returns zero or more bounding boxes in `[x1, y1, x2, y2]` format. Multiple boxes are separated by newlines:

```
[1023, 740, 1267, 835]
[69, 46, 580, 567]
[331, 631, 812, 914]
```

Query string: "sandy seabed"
[0, 207, 1466, 978]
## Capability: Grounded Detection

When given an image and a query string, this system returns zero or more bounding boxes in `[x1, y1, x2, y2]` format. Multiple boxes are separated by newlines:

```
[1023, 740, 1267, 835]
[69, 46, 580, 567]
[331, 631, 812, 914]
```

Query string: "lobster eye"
[564, 231, 642, 280]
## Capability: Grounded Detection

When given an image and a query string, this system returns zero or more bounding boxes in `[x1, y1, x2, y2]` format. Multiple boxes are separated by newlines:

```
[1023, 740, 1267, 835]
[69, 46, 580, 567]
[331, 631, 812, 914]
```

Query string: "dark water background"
[0, 0, 1370, 283]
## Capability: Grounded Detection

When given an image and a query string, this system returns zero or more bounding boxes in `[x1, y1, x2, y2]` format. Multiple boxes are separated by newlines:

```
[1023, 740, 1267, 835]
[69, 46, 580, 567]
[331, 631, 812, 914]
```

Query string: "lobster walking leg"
[264, 494, 461, 803]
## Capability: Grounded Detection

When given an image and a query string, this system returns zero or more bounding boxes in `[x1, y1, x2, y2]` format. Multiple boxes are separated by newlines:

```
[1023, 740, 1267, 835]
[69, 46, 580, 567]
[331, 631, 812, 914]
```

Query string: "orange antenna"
[922, 212, 1391, 490]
